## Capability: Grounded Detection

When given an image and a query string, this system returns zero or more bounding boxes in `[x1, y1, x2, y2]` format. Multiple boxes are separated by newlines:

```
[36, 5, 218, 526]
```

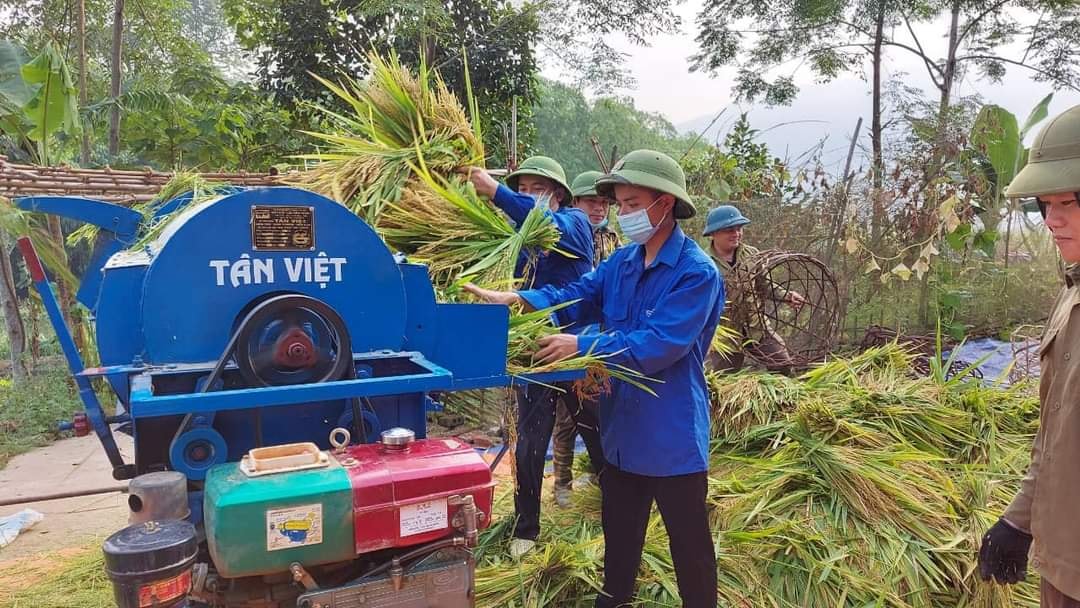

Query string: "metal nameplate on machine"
[251, 204, 316, 251]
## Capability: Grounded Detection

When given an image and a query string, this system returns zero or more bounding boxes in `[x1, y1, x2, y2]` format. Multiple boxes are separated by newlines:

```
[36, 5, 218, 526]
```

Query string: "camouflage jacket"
[709, 244, 789, 341]
[593, 228, 621, 267]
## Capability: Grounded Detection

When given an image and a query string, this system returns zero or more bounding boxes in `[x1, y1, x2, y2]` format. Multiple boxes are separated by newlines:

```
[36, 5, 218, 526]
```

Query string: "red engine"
[340, 434, 495, 553]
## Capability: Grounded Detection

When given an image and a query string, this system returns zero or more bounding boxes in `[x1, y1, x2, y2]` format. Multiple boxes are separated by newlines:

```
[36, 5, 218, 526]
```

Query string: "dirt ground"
[0, 544, 96, 596]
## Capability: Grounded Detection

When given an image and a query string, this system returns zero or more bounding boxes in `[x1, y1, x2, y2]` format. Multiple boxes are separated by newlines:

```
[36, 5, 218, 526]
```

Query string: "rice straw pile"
[474, 343, 1040, 607]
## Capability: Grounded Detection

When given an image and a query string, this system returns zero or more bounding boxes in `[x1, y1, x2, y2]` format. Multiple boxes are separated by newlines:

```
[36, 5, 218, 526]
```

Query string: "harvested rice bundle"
[285, 51, 564, 291]
[377, 169, 560, 291]
[287, 52, 605, 375]
[286, 52, 484, 224]
[286, 52, 562, 293]
[505, 303, 653, 394]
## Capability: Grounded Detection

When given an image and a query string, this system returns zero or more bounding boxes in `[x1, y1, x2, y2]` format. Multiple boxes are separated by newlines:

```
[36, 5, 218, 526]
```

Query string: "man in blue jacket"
[466, 150, 723, 607]
[464, 156, 594, 558]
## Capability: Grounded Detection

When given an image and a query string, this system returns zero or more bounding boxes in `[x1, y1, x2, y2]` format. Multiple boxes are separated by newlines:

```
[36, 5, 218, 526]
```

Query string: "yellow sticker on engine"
[266, 504, 323, 551]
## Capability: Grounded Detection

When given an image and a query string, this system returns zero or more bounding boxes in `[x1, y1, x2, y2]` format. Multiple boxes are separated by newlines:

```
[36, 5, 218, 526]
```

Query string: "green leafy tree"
[0, 0, 247, 164]
[692, 0, 1080, 110]
[962, 94, 1053, 240]
[692, 0, 1080, 242]
[536, 0, 681, 91]
[530, 78, 696, 179]
[0, 0, 213, 92]
[0, 41, 80, 165]
[222, 0, 537, 163]
[0, 40, 86, 380]
[118, 65, 305, 170]
[691, 0, 898, 106]
[681, 113, 788, 234]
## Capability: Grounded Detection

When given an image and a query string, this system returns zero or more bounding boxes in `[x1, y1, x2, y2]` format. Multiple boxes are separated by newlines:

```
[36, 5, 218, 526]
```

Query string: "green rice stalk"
[285, 51, 484, 224]
[505, 302, 655, 396]
[377, 168, 559, 291]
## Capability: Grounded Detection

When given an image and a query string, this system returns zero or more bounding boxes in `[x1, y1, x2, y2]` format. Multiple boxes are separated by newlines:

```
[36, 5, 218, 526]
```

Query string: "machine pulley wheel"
[169, 426, 228, 481]
[234, 294, 353, 387]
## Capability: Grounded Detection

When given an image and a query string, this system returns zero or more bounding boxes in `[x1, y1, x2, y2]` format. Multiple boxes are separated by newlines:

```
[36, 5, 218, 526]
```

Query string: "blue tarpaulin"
[946, 337, 1040, 383]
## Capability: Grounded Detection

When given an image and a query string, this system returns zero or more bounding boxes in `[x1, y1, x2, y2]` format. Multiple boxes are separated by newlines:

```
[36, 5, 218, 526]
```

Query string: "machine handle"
[16, 238, 45, 282]
[16, 236, 130, 479]
[14, 196, 142, 239]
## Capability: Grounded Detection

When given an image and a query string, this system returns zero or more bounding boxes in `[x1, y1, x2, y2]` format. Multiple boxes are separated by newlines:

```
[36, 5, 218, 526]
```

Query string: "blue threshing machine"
[14, 186, 577, 607]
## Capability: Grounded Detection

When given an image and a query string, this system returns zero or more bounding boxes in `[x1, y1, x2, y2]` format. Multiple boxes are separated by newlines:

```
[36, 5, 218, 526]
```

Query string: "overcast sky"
[540, 1, 1080, 169]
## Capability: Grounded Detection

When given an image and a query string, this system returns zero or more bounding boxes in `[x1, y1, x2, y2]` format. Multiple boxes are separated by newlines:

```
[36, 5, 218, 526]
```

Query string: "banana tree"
[0, 40, 81, 165]
[0, 40, 82, 381]
[966, 93, 1054, 249]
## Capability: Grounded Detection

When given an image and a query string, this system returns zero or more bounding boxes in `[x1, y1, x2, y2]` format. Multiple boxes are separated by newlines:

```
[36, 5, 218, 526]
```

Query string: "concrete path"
[0, 432, 134, 559]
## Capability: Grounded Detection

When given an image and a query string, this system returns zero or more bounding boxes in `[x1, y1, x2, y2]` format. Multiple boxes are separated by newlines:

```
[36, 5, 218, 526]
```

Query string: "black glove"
[978, 519, 1033, 584]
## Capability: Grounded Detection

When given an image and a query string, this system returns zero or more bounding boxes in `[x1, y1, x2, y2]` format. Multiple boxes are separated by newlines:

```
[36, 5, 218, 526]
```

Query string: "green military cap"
[571, 170, 604, 197]
[1008, 104, 1080, 199]
[505, 156, 572, 195]
[595, 150, 696, 219]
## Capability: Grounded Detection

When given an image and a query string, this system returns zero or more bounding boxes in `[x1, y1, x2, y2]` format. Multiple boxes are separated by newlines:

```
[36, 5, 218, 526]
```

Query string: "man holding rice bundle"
[551, 170, 621, 508]
[463, 156, 597, 557]
[979, 104, 1080, 607]
[466, 149, 723, 608]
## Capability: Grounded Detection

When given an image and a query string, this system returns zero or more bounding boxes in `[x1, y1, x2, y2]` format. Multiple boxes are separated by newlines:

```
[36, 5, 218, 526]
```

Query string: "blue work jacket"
[519, 225, 724, 476]
[492, 184, 593, 330]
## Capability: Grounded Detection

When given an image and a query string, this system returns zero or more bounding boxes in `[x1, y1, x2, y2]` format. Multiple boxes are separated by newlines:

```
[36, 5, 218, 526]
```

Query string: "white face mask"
[616, 197, 664, 244]
[531, 192, 553, 210]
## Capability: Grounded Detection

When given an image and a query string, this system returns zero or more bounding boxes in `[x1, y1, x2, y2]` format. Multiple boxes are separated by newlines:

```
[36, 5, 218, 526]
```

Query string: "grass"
[0, 364, 81, 469]
[1, 542, 113, 608]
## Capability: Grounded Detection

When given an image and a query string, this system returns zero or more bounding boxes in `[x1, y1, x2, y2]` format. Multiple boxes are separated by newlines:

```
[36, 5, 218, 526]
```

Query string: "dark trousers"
[560, 389, 606, 475]
[595, 466, 716, 608]
[707, 333, 794, 376]
[552, 400, 578, 489]
[513, 384, 606, 540]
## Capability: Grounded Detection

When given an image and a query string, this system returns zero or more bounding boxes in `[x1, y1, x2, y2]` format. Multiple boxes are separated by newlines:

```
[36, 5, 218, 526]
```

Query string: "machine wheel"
[169, 427, 228, 481]
[233, 294, 353, 387]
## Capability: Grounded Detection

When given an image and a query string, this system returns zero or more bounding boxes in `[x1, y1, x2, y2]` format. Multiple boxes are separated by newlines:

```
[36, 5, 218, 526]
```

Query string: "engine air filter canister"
[127, 471, 190, 525]
[103, 519, 198, 608]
